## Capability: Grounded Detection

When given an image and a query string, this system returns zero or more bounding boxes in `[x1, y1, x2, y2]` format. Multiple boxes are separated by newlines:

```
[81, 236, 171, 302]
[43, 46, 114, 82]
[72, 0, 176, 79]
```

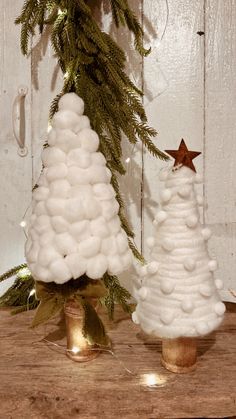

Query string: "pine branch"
[0, 263, 28, 282]
[103, 272, 132, 319]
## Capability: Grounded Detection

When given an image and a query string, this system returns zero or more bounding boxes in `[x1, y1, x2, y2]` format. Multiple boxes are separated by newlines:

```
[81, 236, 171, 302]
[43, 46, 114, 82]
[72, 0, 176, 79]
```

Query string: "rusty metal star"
[165, 139, 201, 172]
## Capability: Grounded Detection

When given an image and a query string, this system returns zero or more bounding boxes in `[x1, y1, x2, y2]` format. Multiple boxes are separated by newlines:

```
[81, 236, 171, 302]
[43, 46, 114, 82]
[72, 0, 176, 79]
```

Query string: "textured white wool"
[58, 92, 84, 115]
[178, 184, 192, 198]
[215, 279, 223, 290]
[201, 228, 212, 240]
[146, 237, 155, 249]
[121, 250, 133, 270]
[64, 199, 84, 223]
[34, 201, 47, 216]
[68, 219, 90, 239]
[52, 109, 81, 131]
[78, 236, 101, 258]
[38, 246, 61, 267]
[34, 265, 52, 283]
[208, 260, 218, 271]
[78, 128, 99, 152]
[74, 116, 90, 134]
[69, 184, 93, 199]
[86, 254, 108, 279]
[82, 197, 102, 220]
[138, 287, 148, 301]
[67, 148, 91, 168]
[65, 253, 87, 279]
[34, 214, 51, 234]
[101, 199, 119, 220]
[155, 210, 167, 223]
[46, 163, 68, 182]
[50, 179, 70, 198]
[37, 172, 49, 187]
[47, 128, 57, 146]
[55, 129, 80, 152]
[39, 231, 55, 246]
[107, 255, 124, 275]
[101, 236, 118, 256]
[89, 165, 110, 184]
[67, 167, 91, 185]
[25, 238, 33, 254]
[42, 147, 66, 167]
[54, 232, 78, 255]
[49, 259, 72, 284]
[161, 189, 172, 203]
[29, 229, 38, 241]
[26, 243, 39, 263]
[108, 217, 121, 234]
[46, 198, 66, 216]
[93, 183, 115, 200]
[51, 216, 69, 233]
[147, 261, 159, 274]
[116, 231, 128, 253]
[159, 169, 169, 181]
[90, 217, 110, 238]
[91, 152, 106, 166]
[33, 186, 49, 201]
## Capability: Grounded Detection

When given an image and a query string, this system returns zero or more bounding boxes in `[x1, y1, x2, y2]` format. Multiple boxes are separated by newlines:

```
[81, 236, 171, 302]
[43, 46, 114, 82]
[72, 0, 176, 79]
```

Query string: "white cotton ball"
[49, 259, 72, 284]
[89, 165, 110, 184]
[50, 179, 70, 198]
[199, 284, 213, 297]
[93, 183, 115, 200]
[82, 197, 102, 220]
[101, 236, 118, 255]
[201, 228, 212, 240]
[196, 322, 209, 335]
[51, 216, 69, 233]
[29, 229, 38, 241]
[139, 265, 148, 277]
[79, 236, 101, 258]
[162, 238, 174, 252]
[196, 195, 204, 206]
[26, 243, 39, 263]
[37, 246, 61, 267]
[34, 265, 52, 283]
[137, 287, 148, 301]
[35, 201, 47, 216]
[46, 198, 65, 216]
[74, 116, 90, 134]
[132, 311, 140, 325]
[69, 184, 93, 199]
[208, 259, 218, 271]
[65, 253, 87, 279]
[78, 128, 99, 152]
[108, 255, 124, 275]
[37, 172, 49, 187]
[39, 231, 55, 246]
[215, 279, 223, 290]
[33, 186, 49, 201]
[64, 199, 84, 223]
[58, 93, 84, 116]
[147, 261, 159, 274]
[121, 250, 132, 270]
[161, 189, 172, 203]
[54, 232, 78, 255]
[160, 280, 174, 295]
[91, 152, 106, 166]
[41, 147, 66, 167]
[154, 211, 167, 224]
[105, 168, 112, 182]
[101, 199, 119, 220]
[55, 129, 80, 152]
[146, 236, 155, 249]
[186, 215, 198, 228]
[159, 169, 169, 181]
[195, 173, 203, 184]
[116, 231, 128, 253]
[67, 167, 91, 185]
[214, 301, 226, 316]
[184, 258, 196, 271]
[46, 163, 68, 182]
[178, 184, 191, 198]
[47, 128, 57, 146]
[67, 148, 91, 168]
[52, 109, 81, 132]
[30, 214, 37, 223]
[181, 300, 194, 313]
[90, 217, 110, 238]
[160, 311, 174, 325]
[69, 220, 90, 241]
[86, 254, 108, 279]
[108, 217, 121, 234]
[34, 215, 51, 234]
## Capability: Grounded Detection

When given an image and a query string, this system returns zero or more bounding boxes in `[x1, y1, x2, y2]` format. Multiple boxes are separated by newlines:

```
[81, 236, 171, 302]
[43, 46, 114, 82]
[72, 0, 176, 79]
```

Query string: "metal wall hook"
[12, 85, 28, 157]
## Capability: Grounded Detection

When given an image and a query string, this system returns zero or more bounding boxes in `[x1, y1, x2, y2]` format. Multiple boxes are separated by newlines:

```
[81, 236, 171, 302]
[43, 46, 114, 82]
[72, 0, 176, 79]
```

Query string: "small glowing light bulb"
[64, 71, 69, 79]
[47, 124, 52, 133]
[20, 220, 27, 228]
[29, 289, 36, 297]
[141, 373, 167, 387]
[125, 157, 131, 163]
[18, 267, 31, 278]
[58, 8, 63, 15]
[71, 346, 80, 354]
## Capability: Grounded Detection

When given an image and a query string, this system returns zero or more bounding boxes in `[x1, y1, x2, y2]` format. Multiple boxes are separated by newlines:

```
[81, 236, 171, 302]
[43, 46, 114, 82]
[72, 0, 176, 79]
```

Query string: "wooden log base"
[161, 337, 197, 374]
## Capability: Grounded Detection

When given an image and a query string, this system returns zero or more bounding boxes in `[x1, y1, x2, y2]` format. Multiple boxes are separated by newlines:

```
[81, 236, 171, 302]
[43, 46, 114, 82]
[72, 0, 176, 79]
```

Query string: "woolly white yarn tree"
[132, 140, 225, 373]
[25, 93, 132, 285]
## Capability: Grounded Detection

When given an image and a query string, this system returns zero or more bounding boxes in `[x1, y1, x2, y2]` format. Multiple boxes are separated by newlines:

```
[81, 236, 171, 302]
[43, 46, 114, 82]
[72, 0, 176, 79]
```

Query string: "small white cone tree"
[25, 93, 132, 285]
[132, 140, 225, 372]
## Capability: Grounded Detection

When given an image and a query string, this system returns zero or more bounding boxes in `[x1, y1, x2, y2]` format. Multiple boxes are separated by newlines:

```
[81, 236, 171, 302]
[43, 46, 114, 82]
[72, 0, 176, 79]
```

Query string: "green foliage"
[0, 273, 38, 311]
[79, 297, 110, 347]
[103, 272, 132, 319]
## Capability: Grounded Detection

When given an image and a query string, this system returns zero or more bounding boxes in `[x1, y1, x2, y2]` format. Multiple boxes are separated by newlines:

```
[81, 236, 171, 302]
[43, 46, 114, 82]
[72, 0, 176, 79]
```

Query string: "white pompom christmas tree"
[25, 93, 132, 285]
[132, 139, 225, 372]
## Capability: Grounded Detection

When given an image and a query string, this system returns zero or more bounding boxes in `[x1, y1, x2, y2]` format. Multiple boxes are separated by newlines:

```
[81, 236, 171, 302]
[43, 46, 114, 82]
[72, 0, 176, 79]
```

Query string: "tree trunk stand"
[161, 337, 197, 373]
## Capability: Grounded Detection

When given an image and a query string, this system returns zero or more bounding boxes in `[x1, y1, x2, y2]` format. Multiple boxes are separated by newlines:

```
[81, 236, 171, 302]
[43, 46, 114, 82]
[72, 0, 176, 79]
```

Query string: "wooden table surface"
[0, 304, 236, 419]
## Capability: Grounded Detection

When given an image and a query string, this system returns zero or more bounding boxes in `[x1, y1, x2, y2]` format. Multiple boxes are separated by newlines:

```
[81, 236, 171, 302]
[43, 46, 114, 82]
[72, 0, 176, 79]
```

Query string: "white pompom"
[91, 152, 106, 166]
[184, 258, 196, 271]
[196, 195, 204, 206]
[29, 229, 38, 241]
[47, 128, 57, 146]
[51, 216, 69, 233]
[154, 211, 167, 224]
[54, 232, 78, 255]
[65, 253, 87, 279]
[69, 184, 93, 199]
[121, 250, 132, 270]
[139, 265, 148, 277]
[90, 217, 110, 238]
[67, 167, 90, 185]
[26, 243, 39, 263]
[79, 236, 101, 258]
[34, 215, 51, 234]
[78, 128, 99, 152]
[50, 179, 70, 198]
[215, 279, 223, 290]
[41, 147, 66, 167]
[93, 183, 115, 200]
[199, 284, 213, 297]
[52, 109, 81, 131]
[46, 198, 65, 216]
[195, 173, 203, 184]
[55, 129, 80, 152]
[160, 280, 174, 294]
[160, 311, 174, 325]
[201, 228, 212, 240]
[196, 322, 209, 335]
[208, 259, 218, 271]
[146, 236, 155, 249]
[37, 172, 49, 187]
[49, 259, 72, 284]
[58, 93, 84, 115]
[159, 169, 169, 181]
[181, 300, 194, 313]
[101, 199, 119, 220]
[178, 184, 191, 198]
[64, 199, 84, 223]
[38, 246, 61, 267]
[116, 231, 128, 253]
[108, 217, 121, 235]
[132, 311, 140, 325]
[67, 149, 91, 168]
[214, 301, 226, 316]
[39, 231, 55, 246]
[86, 254, 108, 279]
[101, 236, 118, 255]
[34, 265, 52, 283]
[137, 287, 148, 301]
[35, 201, 47, 216]
[162, 238, 174, 252]
[82, 197, 102, 220]
[161, 189, 172, 203]
[107, 255, 124, 275]
[89, 166, 110, 184]
[147, 261, 159, 274]
[33, 186, 49, 201]
[186, 215, 198, 228]
[69, 220, 90, 241]
[74, 116, 90, 134]
[46, 163, 68, 182]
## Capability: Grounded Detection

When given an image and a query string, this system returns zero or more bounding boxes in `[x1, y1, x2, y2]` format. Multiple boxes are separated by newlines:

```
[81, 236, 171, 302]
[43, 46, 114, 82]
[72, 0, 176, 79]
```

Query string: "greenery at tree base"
[0, 0, 168, 330]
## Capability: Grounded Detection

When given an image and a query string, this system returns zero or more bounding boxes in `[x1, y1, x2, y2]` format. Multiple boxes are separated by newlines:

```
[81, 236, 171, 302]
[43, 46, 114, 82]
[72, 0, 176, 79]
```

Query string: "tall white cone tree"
[25, 93, 132, 284]
[133, 140, 225, 338]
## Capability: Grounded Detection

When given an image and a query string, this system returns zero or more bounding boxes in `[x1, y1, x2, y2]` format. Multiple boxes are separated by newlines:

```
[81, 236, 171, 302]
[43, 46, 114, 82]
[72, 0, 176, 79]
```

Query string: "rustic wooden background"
[0, 0, 236, 301]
